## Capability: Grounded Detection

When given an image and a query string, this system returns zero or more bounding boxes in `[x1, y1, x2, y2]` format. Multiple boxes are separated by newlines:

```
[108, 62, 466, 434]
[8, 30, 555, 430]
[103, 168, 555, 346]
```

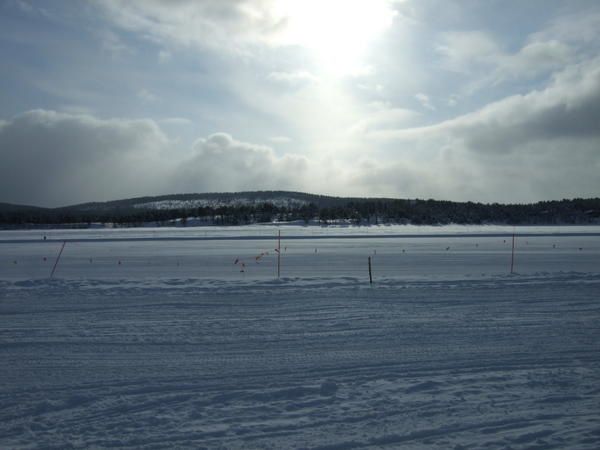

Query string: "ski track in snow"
[1, 276, 599, 449]
[1, 229, 600, 449]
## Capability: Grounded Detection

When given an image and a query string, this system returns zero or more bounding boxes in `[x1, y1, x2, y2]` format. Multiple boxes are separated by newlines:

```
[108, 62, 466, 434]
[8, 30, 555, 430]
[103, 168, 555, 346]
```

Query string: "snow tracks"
[1, 274, 600, 449]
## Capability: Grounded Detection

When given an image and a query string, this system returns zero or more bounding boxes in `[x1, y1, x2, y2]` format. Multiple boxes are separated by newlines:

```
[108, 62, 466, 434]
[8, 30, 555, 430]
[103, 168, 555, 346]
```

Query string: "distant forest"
[1, 192, 599, 228]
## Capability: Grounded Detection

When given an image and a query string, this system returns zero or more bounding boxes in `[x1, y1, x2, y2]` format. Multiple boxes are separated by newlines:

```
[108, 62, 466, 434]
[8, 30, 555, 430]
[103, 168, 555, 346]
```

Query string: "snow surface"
[2, 223, 600, 243]
[1, 226, 599, 448]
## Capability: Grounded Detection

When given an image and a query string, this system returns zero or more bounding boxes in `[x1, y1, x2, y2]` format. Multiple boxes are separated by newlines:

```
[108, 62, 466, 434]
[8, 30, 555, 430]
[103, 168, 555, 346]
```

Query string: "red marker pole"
[50, 241, 67, 278]
[277, 230, 281, 279]
[510, 232, 516, 274]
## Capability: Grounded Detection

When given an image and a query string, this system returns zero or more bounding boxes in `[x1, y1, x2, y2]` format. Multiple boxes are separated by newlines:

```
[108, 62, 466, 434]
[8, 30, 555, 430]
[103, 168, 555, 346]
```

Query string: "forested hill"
[1, 191, 599, 227]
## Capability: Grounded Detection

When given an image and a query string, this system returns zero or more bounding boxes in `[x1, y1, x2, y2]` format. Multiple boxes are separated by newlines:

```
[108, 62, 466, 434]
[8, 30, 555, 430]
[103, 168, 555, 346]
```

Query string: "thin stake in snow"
[510, 232, 516, 274]
[368, 256, 373, 285]
[277, 230, 281, 279]
[50, 241, 66, 278]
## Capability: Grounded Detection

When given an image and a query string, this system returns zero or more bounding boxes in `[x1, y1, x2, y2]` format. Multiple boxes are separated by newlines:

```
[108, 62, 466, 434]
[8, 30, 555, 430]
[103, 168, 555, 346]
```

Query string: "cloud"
[266, 70, 318, 88]
[173, 132, 309, 193]
[350, 102, 420, 135]
[0, 110, 170, 207]
[97, 29, 133, 58]
[436, 31, 500, 73]
[415, 93, 435, 110]
[0, 110, 314, 207]
[378, 57, 600, 146]
[159, 117, 192, 126]
[158, 49, 171, 63]
[94, 0, 397, 59]
[442, 58, 600, 153]
[93, 0, 286, 55]
[58, 105, 95, 116]
[436, 30, 574, 90]
[2, 50, 598, 209]
[447, 94, 459, 107]
[498, 40, 572, 80]
[14, 0, 33, 14]
[9, 0, 50, 17]
[269, 136, 292, 144]
[137, 88, 158, 103]
[365, 59, 600, 202]
[531, 9, 600, 48]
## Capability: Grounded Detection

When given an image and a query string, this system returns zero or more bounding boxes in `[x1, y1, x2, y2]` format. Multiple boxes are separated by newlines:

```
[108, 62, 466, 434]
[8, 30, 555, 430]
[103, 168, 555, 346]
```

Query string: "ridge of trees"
[1, 192, 599, 228]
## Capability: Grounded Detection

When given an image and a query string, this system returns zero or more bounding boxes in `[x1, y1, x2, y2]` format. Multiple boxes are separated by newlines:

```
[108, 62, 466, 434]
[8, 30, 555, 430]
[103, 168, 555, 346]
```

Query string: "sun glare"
[274, 0, 396, 76]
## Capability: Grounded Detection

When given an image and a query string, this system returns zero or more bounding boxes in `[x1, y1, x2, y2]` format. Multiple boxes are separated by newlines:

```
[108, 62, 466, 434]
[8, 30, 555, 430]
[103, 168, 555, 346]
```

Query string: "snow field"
[1, 227, 599, 448]
[1, 231, 599, 281]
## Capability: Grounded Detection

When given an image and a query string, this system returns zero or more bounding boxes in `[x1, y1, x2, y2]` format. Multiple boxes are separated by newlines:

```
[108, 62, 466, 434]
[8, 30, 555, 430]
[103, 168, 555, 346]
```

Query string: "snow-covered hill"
[133, 196, 309, 210]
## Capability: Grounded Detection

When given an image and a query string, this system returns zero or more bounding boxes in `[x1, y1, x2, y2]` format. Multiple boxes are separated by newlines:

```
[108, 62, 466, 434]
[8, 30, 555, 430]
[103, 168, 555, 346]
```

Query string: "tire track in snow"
[1, 274, 599, 448]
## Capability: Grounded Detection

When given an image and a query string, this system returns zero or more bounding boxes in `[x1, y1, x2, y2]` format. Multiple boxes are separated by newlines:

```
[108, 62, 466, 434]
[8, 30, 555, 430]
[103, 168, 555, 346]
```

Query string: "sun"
[273, 0, 396, 76]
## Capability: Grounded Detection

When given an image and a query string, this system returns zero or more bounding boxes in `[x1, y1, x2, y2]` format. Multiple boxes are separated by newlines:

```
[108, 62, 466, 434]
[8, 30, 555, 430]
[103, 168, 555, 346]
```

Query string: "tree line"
[1, 196, 599, 228]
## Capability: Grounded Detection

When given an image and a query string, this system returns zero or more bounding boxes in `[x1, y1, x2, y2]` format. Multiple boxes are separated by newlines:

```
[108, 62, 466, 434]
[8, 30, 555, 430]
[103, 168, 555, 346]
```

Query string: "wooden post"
[368, 256, 373, 284]
[510, 233, 516, 274]
[50, 241, 66, 278]
[277, 230, 281, 279]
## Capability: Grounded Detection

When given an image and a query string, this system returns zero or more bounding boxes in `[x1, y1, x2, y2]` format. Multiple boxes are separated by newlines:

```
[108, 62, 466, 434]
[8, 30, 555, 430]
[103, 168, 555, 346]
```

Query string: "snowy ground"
[1, 226, 599, 448]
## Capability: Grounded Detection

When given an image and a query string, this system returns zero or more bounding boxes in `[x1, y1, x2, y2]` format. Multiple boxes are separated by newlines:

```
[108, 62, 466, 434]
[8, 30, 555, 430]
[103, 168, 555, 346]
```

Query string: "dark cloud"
[362, 60, 600, 202]
[0, 111, 312, 207]
[449, 59, 600, 154]
[0, 110, 169, 206]
[2, 1, 600, 206]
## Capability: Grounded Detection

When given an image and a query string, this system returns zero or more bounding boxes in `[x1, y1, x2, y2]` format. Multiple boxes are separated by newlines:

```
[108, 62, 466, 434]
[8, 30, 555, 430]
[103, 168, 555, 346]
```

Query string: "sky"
[0, 0, 599, 207]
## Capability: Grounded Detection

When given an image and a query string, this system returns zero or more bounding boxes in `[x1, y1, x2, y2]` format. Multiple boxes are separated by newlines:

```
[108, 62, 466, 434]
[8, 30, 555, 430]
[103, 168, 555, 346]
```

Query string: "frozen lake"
[1, 225, 599, 281]
[1, 225, 599, 448]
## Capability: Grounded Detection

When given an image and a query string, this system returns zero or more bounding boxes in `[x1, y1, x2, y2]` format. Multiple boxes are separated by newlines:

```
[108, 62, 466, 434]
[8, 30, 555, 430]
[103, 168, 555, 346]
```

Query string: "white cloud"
[3, 0, 599, 208]
[267, 70, 318, 88]
[93, 0, 396, 75]
[437, 30, 575, 91]
[365, 59, 600, 202]
[137, 88, 158, 103]
[496, 40, 572, 82]
[350, 102, 420, 135]
[1, 77, 598, 208]
[93, 0, 286, 55]
[436, 31, 500, 73]
[58, 105, 95, 115]
[447, 94, 459, 107]
[415, 93, 435, 110]
[97, 29, 133, 58]
[531, 9, 600, 48]
[158, 49, 171, 63]
[0, 111, 316, 206]
[173, 133, 310, 193]
[0, 110, 170, 206]
[159, 117, 192, 126]
[269, 136, 292, 143]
